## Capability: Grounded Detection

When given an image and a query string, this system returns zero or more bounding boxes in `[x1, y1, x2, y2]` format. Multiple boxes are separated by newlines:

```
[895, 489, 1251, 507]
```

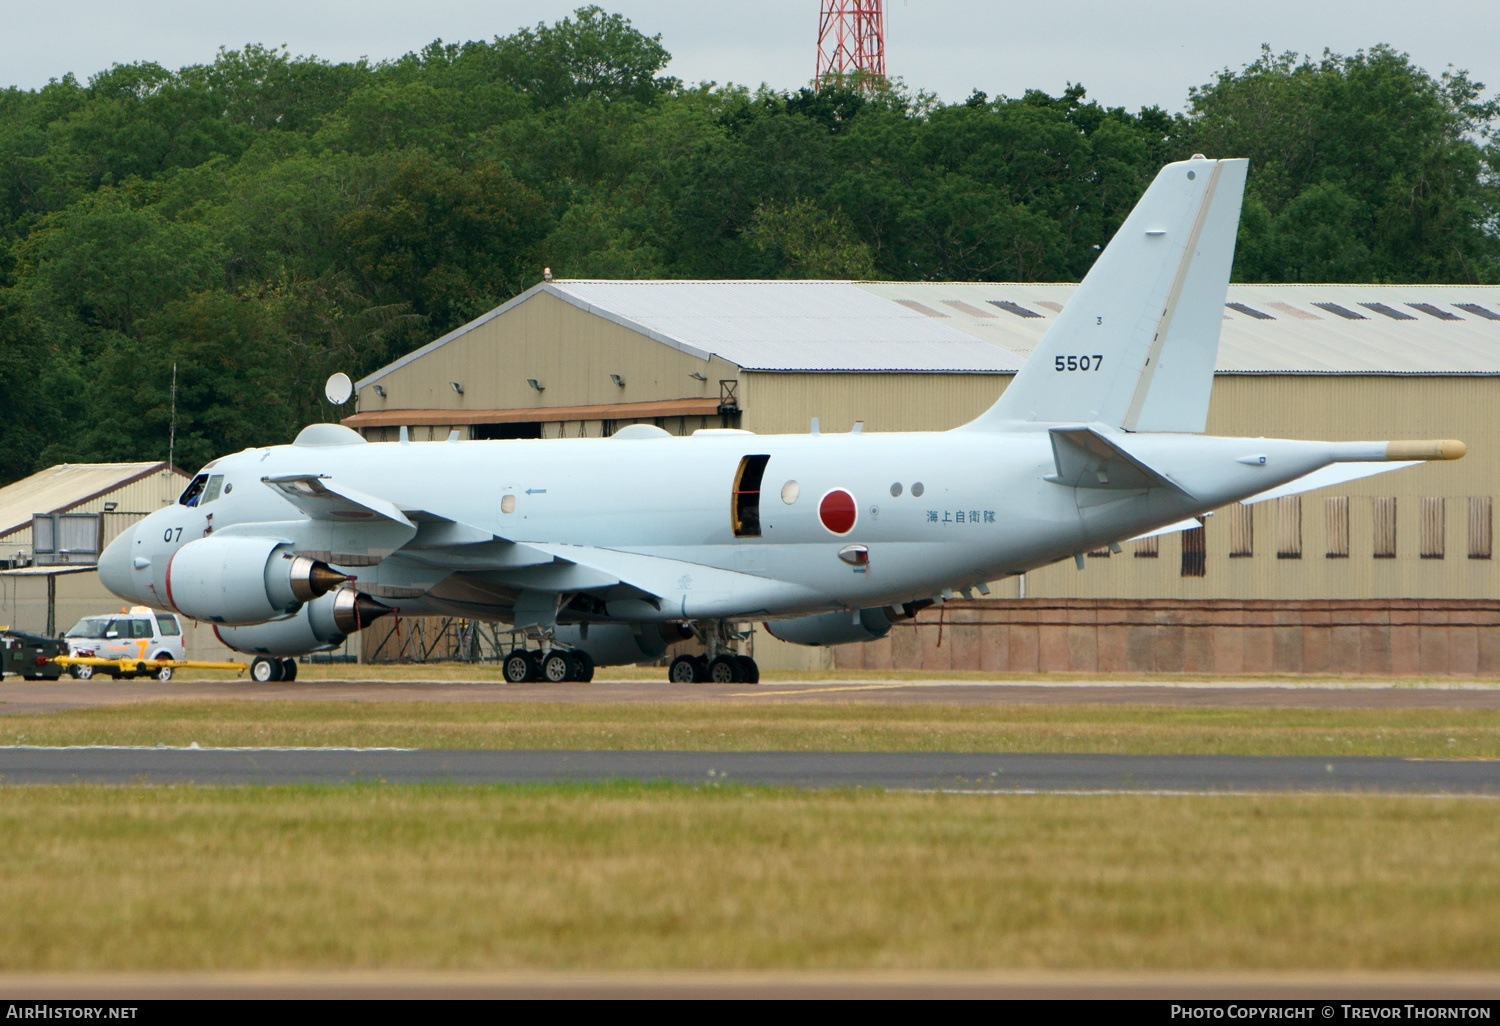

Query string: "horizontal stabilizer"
[1047, 427, 1186, 493]
[1126, 458, 1431, 543]
[1242, 461, 1419, 505]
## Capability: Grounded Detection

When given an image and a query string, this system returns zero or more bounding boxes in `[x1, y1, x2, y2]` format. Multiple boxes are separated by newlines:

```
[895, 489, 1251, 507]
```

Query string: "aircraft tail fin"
[964, 157, 1248, 433]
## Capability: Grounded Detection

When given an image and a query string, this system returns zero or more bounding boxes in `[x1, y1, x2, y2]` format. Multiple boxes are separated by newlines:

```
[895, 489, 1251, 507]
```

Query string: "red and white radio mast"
[816, 1, 886, 91]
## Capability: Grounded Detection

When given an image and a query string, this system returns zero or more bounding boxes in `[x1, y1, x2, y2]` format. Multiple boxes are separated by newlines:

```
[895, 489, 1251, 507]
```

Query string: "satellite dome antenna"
[325, 372, 354, 406]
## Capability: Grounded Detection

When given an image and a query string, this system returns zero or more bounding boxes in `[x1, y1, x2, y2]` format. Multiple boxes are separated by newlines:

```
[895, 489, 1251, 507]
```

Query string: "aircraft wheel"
[734, 655, 759, 684]
[542, 652, 572, 683]
[668, 655, 699, 684]
[280, 659, 298, 682]
[503, 650, 534, 684]
[570, 651, 595, 683]
[708, 655, 739, 684]
[71, 664, 94, 680]
[250, 657, 283, 683]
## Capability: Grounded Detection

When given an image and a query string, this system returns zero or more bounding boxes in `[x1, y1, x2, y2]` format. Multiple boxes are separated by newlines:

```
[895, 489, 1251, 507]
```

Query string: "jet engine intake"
[213, 587, 392, 656]
[550, 623, 668, 667]
[764, 606, 895, 647]
[166, 536, 347, 625]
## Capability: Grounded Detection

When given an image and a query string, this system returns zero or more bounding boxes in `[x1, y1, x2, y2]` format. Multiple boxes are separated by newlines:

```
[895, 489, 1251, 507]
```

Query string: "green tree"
[1186, 46, 1500, 283]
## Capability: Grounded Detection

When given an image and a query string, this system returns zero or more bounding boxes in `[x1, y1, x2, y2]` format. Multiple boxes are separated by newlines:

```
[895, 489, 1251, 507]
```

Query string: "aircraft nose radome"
[97, 523, 137, 601]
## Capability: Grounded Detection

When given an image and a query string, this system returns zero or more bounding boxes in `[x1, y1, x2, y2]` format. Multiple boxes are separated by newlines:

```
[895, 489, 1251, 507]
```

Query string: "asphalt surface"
[6, 677, 1500, 715]
[1, 747, 1497, 793]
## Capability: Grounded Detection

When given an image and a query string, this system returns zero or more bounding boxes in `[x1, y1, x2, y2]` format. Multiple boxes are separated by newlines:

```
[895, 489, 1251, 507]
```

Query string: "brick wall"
[832, 599, 1500, 677]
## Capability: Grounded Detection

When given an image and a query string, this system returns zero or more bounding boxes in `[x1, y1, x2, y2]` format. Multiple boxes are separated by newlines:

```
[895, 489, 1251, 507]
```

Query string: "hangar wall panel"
[355, 292, 738, 422]
[741, 373, 1007, 435]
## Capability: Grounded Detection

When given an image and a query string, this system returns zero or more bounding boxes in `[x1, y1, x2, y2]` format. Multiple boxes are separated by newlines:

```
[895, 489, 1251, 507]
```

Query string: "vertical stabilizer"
[965, 157, 1248, 433]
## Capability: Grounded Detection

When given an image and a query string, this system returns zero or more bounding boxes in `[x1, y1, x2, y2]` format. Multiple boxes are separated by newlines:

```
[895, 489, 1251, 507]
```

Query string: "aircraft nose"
[97, 522, 138, 601]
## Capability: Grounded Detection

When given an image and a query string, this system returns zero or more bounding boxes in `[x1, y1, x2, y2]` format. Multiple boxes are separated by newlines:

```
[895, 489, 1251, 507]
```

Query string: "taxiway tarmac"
[1, 747, 1497, 793]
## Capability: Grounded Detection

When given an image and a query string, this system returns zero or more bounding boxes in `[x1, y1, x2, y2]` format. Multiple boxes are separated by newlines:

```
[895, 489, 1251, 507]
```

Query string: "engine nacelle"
[550, 623, 670, 667]
[764, 607, 895, 647]
[166, 536, 347, 625]
[213, 588, 392, 657]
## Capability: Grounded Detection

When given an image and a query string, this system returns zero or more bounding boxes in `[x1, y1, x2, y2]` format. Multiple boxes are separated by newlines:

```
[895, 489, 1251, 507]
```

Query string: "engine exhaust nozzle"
[289, 556, 351, 603]
[331, 589, 394, 634]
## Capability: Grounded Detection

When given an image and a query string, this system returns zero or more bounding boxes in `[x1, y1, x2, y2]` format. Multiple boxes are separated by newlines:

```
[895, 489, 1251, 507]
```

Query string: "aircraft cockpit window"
[732, 455, 771, 538]
[179, 475, 208, 507]
[202, 475, 225, 504]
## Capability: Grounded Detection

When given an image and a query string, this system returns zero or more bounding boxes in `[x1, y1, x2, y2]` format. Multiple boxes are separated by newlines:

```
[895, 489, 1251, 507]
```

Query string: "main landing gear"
[668, 619, 759, 684]
[249, 657, 299, 683]
[503, 648, 595, 683]
[669, 652, 758, 684]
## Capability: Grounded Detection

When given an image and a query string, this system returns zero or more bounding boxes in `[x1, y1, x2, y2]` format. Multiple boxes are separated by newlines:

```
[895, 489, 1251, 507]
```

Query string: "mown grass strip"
[3, 700, 1499, 757]
[0, 784, 1495, 971]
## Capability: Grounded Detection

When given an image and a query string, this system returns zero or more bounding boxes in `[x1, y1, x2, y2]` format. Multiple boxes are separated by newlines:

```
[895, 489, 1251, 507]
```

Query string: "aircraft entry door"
[731, 455, 770, 538]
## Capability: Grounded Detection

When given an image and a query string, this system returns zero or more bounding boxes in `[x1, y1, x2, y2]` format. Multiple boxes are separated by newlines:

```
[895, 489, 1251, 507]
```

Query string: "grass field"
[0, 785, 1495, 971]
[4, 699, 1500, 758]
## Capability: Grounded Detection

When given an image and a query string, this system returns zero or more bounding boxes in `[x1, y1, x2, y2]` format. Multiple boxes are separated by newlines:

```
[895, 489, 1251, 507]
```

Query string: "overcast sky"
[3, 1, 1498, 113]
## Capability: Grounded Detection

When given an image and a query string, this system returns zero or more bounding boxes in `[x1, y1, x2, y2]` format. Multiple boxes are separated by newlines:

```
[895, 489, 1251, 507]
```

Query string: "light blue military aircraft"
[98, 157, 1464, 684]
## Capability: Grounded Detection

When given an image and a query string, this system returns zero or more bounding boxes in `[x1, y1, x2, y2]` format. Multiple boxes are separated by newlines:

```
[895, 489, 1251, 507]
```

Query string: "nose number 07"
[163, 527, 183, 542]
[1056, 355, 1105, 372]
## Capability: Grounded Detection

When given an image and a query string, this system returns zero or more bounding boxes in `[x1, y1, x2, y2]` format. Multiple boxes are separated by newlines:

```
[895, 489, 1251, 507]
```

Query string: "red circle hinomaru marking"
[819, 489, 858, 535]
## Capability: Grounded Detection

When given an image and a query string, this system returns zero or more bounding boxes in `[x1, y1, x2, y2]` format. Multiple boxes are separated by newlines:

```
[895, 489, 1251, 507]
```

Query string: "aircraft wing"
[430, 542, 822, 619]
[263, 475, 415, 529]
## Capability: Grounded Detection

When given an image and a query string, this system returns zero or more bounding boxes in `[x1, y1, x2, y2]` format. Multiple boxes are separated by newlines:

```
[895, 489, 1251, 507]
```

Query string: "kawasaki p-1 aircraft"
[98, 157, 1465, 684]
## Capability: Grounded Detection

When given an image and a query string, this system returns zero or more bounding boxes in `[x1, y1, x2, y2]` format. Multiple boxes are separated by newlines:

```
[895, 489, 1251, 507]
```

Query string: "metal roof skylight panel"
[1358, 302, 1417, 321]
[1454, 303, 1500, 321]
[1225, 302, 1275, 320]
[1312, 302, 1368, 320]
[1406, 302, 1462, 321]
[987, 300, 1045, 319]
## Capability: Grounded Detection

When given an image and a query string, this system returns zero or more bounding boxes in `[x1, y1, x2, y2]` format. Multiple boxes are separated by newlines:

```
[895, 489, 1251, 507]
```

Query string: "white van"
[63, 607, 187, 680]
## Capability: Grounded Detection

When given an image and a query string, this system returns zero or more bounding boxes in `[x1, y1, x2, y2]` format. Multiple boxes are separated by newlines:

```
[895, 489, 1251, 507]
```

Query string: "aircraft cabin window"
[501, 495, 517, 515]
[179, 475, 209, 507]
[732, 455, 771, 537]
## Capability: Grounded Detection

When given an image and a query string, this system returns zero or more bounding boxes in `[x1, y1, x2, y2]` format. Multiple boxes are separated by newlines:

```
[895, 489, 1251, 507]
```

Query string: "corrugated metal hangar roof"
[858, 282, 1500, 374]
[0, 463, 168, 540]
[553, 280, 1025, 373]
[359, 280, 1500, 387]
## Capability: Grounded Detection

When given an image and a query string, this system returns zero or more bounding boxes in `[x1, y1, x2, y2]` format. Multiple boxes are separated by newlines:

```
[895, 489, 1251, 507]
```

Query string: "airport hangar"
[345, 279, 1500, 675]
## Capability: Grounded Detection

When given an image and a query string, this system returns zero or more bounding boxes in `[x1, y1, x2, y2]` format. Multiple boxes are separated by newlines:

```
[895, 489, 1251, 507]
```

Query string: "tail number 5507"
[1055, 355, 1104, 372]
